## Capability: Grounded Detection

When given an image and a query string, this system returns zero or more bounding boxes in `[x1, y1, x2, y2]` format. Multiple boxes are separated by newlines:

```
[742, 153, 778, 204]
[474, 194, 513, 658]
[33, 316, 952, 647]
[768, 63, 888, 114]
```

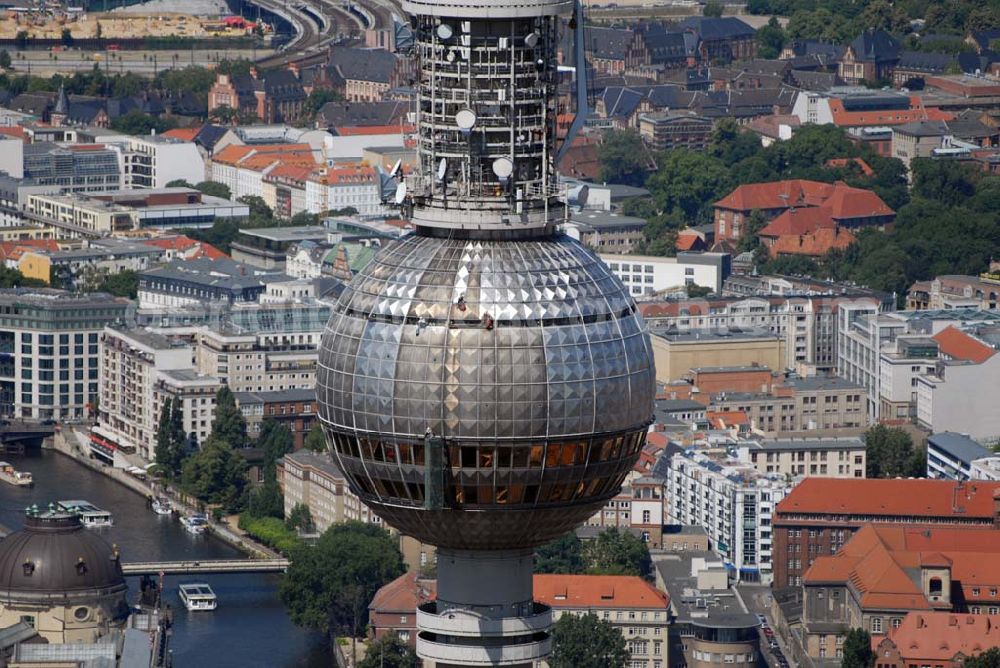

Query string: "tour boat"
[56, 500, 114, 527]
[0, 462, 32, 487]
[151, 497, 172, 516]
[181, 513, 208, 535]
[178, 583, 218, 611]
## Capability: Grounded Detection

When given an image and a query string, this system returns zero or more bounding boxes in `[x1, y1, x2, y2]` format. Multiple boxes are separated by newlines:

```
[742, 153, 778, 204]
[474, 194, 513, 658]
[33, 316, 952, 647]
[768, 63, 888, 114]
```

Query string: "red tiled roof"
[333, 124, 415, 136]
[0, 239, 60, 260]
[706, 410, 749, 428]
[766, 225, 856, 258]
[533, 574, 669, 610]
[675, 233, 702, 252]
[716, 180, 893, 220]
[823, 182, 895, 219]
[777, 478, 1000, 519]
[140, 236, 227, 260]
[828, 97, 954, 127]
[825, 157, 875, 177]
[760, 207, 835, 237]
[369, 572, 436, 613]
[933, 326, 996, 364]
[0, 126, 27, 142]
[877, 612, 1000, 662]
[163, 127, 200, 142]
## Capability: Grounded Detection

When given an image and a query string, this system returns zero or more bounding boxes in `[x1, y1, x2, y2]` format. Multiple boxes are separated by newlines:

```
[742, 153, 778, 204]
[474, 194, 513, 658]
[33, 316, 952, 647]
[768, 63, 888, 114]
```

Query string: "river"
[0, 449, 330, 667]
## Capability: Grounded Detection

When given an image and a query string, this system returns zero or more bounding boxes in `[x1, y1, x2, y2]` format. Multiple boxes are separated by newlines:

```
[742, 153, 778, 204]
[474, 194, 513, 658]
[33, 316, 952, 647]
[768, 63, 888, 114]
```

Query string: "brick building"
[234, 388, 317, 450]
[873, 611, 1000, 668]
[801, 524, 1000, 661]
[773, 478, 1000, 588]
[368, 571, 436, 648]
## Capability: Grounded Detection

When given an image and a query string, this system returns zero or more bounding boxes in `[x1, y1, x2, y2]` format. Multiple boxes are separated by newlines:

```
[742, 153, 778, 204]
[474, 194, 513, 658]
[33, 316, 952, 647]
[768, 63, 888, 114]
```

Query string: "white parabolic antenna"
[389, 159, 402, 178]
[436, 158, 448, 181]
[455, 108, 477, 130]
[492, 157, 513, 180]
[524, 32, 538, 48]
[394, 181, 408, 204]
[437, 23, 453, 39]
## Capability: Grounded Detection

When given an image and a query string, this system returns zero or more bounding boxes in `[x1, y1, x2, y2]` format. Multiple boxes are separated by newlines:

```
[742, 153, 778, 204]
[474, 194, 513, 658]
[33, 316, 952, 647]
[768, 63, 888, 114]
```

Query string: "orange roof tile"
[828, 97, 954, 127]
[333, 124, 415, 136]
[163, 127, 200, 142]
[825, 157, 875, 177]
[0, 126, 27, 142]
[877, 612, 1000, 662]
[778, 478, 1000, 520]
[933, 326, 996, 364]
[766, 225, 856, 258]
[212, 143, 313, 167]
[369, 572, 436, 613]
[714, 179, 833, 212]
[675, 233, 702, 252]
[645, 432, 668, 449]
[533, 574, 669, 610]
[706, 410, 749, 427]
[0, 239, 60, 260]
[823, 182, 895, 219]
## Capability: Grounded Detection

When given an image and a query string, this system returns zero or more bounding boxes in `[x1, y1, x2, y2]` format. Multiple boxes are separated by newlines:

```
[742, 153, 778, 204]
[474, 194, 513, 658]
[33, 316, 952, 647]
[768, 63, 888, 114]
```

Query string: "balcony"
[417, 602, 551, 638]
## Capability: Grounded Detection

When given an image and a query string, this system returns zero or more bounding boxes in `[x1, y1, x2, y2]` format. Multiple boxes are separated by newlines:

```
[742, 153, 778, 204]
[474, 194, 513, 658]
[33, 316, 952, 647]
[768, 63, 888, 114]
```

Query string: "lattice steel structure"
[316, 0, 655, 663]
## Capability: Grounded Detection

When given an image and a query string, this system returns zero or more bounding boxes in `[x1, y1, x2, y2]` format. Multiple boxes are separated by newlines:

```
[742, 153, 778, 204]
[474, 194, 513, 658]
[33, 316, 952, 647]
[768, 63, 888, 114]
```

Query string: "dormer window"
[22, 561, 34, 576]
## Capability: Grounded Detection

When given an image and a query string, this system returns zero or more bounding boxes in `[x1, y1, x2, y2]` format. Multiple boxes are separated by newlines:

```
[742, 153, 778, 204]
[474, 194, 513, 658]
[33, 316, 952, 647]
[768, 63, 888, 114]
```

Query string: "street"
[738, 584, 795, 668]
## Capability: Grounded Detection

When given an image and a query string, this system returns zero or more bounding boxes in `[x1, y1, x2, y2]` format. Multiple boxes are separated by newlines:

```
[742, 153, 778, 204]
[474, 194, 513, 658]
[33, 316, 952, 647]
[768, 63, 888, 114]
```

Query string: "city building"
[601, 252, 731, 296]
[650, 326, 786, 383]
[209, 143, 317, 202]
[11, 142, 122, 192]
[801, 524, 1000, 661]
[772, 478, 1000, 588]
[0, 288, 130, 421]
[662, 525, 712, 552]
[709, 376, 867, 436]
[585, 476, 666, 548]
[568, 211, 647, 255]
[303, 164, 384, 217]
[278, 449, 381, 532]
[790, 89, 952, 136]
[713, 179, 895, 246]
[230, 226, 329, 270]
[839, 28, 901, 84]
[114, 135, 206, 189]
[873, 611, 1000, 668]
[926, 432, 992, 481]
[234, 388, 317, 450]
[877, 334, 941, 420]
[195, 325, 319, 394]
[638, 113, 714, 151]
[666, 448, 790, 583]
[738, 436, 866, 478]
[970, 455, 1000, 481]
[207, 71, 308, 124]
[314, 0, 657, 662]
[656, 552, 760, 668]
[534, 574, 670, 668]
[907, 270, 1000, 310]
[93, 327, 210, 462]
[137, 258, 276, 309]
[916, 325, 1000, 440]
[368, 571, 437, 649]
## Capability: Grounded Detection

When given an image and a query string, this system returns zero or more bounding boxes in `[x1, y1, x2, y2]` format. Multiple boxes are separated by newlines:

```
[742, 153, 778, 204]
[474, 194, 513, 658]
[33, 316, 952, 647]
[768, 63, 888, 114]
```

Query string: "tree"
[166, 179, 194, 189]
[646, 149, 733, 223]
[180, 435, 248, 509]
[286, 502, 315, 533]
[535, 532, 585, 574]
[238, 195, 273, 222]
[597, 129, 649, 187]
[841, 628, 874, 668]
[549, 612, 630, 668]
[209, 386, 247, 448]
[280, 522, 405, 657]
[246, 477, 284, 519]
[0, 267, 46, 289]
[195, 181, 232, 200]
[756, 17, 786, 59]
[257, 420, 293, 470]
[358, 634, 419, 668]
[303, 424, 327, 453]
[686, 284, 713, 298]
[60, 28, 74, 48]
[154, 399, 177, 476]
[0, 51, 11, 70]
[864, 424, 924, 479]
[96, 270, 138, 298]
[966, 648, 1000, 667]
[110, 110, 176, 136]
[737, 210, 768, 253]
[306, 87, 339, 116]
[703, 0, 724, 17]
[584, 528, 652, 576]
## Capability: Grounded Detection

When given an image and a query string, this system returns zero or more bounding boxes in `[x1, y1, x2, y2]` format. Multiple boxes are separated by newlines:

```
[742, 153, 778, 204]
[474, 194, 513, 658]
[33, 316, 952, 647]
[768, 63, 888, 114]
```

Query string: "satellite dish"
[455, 108, 477, 130]
[524, 32, 538, 48]
[389, 159, 402, 178]
[492, 157, 513, 180]
[568, 183, 589, 209]
[436, 23, 453, 40]
[394, 181, 408, 204]
[446, 50, 456, 62]
[436, 158, 447, 182]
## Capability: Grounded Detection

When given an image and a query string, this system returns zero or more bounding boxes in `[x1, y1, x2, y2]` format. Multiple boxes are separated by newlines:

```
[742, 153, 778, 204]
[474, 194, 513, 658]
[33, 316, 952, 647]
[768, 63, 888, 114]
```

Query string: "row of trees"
[863, 424, 925, 479]
[535, 529, 652, 577]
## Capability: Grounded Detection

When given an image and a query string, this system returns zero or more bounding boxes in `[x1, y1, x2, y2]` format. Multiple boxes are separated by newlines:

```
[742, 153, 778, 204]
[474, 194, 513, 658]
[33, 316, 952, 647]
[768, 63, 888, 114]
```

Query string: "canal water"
[0, 449, 330, 667]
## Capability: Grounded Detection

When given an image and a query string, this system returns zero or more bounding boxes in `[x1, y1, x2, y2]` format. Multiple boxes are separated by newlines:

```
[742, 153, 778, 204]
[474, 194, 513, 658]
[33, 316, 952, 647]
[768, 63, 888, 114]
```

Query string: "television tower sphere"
[316, 0, 656, 661]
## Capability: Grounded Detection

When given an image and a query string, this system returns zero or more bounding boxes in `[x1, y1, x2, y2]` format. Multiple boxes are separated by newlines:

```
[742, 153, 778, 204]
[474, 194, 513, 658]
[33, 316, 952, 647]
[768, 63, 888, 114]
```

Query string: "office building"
[666, 448, 790, 583]
[738, 437, 866, 478]
[926, 432, 991, 481]
[602, 252, 731, 296]
[650, 326, 786, 383]
[278, 449, 381, 532]
[137, 258, 276, 309]
[234, 388, 317, 449]
[0, 288, 130, 421]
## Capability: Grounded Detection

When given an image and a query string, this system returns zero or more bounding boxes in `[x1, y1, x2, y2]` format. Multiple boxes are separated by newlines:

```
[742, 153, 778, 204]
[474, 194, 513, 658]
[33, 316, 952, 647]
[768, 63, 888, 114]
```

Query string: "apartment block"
[278, 449, 381, 532]
[666, 449, 790, 583]
[93, 327, 219, 462]
[0, 289, 130, 421]
[739, 436, 866, 478]
[234, 388, 317, 450]
[585, 476, 666, 548]
[602, 252, 731, 297]
[195, 326, 319, 394]
[926, 432, 991, 481]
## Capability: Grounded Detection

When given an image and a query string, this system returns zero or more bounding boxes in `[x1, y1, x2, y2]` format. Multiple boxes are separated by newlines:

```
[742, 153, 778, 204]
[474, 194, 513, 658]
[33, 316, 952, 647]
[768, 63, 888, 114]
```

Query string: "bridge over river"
[120, 558, 290, 575]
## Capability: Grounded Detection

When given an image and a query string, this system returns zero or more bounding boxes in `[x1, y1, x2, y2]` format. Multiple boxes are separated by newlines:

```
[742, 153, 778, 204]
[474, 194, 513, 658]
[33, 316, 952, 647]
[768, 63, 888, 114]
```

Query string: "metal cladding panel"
[316, 232, 656, 548]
